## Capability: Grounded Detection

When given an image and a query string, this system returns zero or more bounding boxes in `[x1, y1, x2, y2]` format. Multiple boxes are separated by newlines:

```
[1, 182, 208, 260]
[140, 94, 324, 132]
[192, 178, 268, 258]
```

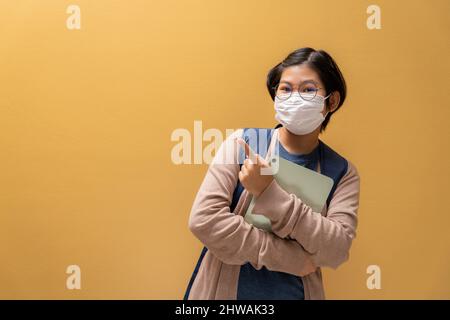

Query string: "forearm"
[252, 161, 360, 269]
[188, 163, 316, 277]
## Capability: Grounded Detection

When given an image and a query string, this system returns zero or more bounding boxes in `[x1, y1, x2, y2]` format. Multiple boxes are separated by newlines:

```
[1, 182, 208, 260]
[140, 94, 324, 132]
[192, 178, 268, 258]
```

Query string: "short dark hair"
[267, 47, 347, 132]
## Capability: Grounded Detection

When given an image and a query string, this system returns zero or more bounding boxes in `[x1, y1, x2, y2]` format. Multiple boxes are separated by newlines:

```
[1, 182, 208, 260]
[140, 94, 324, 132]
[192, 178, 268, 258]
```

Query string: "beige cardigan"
[187, 128, 360, 299]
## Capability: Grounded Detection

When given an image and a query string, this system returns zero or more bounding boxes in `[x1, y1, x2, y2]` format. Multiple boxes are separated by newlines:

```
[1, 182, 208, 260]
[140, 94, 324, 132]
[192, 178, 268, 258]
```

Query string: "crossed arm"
[188, 129, 360, 276]
[252, 158, 360, 269]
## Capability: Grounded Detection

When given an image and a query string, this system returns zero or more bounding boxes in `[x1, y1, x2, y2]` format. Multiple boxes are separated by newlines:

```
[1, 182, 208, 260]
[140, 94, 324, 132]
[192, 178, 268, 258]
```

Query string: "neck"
[278, 126, 320, 155]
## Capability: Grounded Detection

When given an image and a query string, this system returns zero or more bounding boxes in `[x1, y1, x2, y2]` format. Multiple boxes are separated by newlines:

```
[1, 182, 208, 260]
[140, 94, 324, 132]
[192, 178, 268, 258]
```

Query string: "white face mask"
[274, 92, 331, 135]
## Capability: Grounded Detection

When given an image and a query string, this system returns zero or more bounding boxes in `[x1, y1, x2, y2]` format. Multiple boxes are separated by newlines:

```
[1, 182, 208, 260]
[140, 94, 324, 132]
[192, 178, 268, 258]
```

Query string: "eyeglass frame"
[272, 80, 327, 101]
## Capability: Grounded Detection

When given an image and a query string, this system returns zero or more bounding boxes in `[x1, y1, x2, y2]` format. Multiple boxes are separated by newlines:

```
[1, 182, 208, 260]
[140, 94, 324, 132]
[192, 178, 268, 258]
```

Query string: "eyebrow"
[279, 79, 318, 85]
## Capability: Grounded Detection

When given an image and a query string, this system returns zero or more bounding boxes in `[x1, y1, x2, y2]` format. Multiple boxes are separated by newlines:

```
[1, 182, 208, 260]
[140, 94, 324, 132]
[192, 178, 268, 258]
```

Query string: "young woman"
[184, 47, 360, 300]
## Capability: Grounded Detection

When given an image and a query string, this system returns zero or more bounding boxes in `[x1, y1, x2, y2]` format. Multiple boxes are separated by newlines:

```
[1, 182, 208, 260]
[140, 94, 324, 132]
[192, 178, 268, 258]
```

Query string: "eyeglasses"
[273, 81, 325, 101]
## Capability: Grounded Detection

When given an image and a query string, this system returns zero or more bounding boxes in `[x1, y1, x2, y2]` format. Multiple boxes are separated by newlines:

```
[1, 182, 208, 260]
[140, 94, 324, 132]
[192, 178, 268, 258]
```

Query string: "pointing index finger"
[236, 138, 258, 164]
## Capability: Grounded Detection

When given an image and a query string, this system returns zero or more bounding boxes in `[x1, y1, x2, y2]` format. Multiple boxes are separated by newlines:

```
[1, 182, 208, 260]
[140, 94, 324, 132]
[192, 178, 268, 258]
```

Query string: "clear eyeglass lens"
[299, 92, 317, 101]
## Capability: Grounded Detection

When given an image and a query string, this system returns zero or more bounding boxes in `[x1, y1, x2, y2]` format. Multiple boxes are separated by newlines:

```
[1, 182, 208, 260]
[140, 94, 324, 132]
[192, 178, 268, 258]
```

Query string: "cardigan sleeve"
[252, 159, 360, 269]
[188, 129, 316, 277]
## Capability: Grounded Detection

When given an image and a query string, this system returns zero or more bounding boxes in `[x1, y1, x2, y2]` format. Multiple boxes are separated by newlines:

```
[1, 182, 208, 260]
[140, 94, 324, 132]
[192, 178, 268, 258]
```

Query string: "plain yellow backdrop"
[0, 0, 449, 299]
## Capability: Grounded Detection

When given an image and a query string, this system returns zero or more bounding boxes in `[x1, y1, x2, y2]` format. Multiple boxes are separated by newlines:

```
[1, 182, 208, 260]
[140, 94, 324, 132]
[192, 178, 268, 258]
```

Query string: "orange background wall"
[0, 0, 449, 299]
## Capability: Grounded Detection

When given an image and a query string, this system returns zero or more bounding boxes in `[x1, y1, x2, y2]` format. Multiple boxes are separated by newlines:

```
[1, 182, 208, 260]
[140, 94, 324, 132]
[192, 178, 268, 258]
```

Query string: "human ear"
[328, 91, 340, 112]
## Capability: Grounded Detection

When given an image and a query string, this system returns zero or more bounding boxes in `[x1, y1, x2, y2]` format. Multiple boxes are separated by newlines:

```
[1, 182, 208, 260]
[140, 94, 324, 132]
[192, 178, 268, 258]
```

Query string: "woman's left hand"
[236, 138, 274, 198]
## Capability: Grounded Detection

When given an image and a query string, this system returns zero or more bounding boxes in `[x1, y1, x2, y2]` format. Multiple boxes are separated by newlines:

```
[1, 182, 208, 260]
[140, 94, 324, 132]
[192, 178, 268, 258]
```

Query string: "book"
[244, 155, 334, 232]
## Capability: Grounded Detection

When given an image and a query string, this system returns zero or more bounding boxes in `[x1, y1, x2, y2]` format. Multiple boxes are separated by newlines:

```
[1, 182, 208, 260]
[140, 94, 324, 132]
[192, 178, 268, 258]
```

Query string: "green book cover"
[244, 155, 334, 232]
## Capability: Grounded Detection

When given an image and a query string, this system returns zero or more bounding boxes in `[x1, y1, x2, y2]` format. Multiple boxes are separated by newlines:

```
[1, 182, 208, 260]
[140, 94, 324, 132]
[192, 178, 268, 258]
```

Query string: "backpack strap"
[318, 140, 349, 208]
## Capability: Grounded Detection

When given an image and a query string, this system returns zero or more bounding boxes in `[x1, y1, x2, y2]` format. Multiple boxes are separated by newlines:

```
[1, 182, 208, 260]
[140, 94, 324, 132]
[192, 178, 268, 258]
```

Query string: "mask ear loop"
[323, 92, 332, 118]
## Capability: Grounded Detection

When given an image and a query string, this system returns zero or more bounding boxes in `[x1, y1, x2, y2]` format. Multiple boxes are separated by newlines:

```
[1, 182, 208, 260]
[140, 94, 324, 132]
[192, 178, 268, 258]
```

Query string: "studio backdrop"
[0, 0, 449, 299]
